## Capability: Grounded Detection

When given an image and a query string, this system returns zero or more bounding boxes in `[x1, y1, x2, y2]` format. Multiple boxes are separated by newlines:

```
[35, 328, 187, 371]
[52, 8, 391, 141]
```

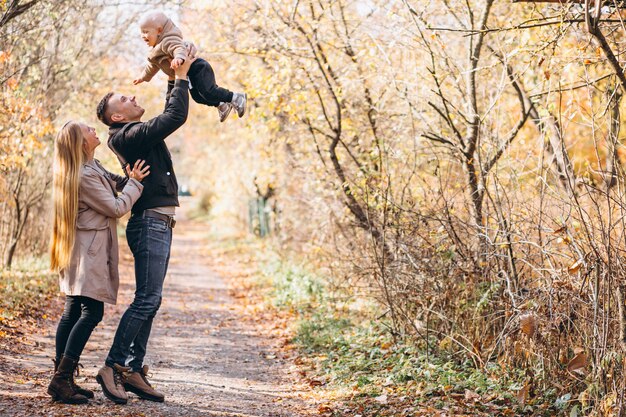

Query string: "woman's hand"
[125, 159, 150, 182]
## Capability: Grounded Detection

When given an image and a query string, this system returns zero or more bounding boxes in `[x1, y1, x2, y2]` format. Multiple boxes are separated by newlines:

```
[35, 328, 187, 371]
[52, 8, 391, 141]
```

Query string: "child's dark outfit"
[187, 58, 232, 106]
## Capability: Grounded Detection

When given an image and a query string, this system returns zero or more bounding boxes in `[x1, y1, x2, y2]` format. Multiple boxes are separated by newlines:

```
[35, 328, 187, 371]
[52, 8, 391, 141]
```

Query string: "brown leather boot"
[47, 356, 89, 404]
[96, 364, 129, 404]
[123, 365, 165, 402]
[53, 358, 94, 399]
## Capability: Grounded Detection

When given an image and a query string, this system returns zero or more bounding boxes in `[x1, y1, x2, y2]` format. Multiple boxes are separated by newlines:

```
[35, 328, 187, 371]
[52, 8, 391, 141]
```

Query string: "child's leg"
[188, 58, 234, 107]
[62, 296, 104, 360]
[55, 296, 82, 361]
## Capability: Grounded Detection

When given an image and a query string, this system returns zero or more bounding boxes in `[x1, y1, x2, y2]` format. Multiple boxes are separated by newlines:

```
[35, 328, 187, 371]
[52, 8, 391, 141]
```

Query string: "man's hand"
[170, 58, 184, 70]
[174, 54, 196, 79]
[133, 78, 145, 85]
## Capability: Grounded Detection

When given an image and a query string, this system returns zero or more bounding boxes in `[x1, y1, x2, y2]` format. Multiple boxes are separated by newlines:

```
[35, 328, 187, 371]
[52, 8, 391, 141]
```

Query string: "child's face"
[140, 24, 161, 47]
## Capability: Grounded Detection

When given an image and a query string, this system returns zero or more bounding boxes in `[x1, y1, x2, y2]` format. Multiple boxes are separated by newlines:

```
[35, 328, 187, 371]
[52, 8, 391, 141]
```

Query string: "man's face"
[140, 24, 161, 47]
[108, 93, 145, 123]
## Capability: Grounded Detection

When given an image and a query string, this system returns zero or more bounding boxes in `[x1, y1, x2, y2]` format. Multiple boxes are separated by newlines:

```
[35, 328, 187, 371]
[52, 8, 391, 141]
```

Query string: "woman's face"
[80, 124, 100, 154]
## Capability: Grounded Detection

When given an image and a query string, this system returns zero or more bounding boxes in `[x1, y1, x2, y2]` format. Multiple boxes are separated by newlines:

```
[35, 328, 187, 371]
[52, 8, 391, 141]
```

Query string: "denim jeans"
[55, 295, 103, 361]
[105, 215, 172, 372]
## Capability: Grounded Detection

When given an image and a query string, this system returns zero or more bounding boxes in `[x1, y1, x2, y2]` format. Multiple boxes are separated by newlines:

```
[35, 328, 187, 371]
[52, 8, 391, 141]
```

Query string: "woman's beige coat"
[59, 160, 143, 304]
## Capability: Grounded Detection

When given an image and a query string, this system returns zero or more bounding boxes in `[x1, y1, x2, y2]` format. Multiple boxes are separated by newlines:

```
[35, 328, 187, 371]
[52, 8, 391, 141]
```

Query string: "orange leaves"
[6, 77, 17, 90]
[0, 50, 10, 65]
[0, 88, 54, 170]
[0, 66, 53, 172]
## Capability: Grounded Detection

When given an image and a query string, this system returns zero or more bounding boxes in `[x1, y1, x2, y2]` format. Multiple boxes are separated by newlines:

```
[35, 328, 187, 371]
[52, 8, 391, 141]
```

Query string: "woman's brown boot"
[48, 356, 89, 404]
[53, 358, 94, 399]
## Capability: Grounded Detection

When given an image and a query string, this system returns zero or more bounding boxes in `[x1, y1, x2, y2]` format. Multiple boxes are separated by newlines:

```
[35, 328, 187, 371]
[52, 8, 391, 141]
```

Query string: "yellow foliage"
[0, 70, 53, 171]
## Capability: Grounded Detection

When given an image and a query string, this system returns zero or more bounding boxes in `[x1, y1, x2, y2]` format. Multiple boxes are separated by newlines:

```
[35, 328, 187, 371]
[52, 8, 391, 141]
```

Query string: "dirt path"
[0, 201, 313, 416]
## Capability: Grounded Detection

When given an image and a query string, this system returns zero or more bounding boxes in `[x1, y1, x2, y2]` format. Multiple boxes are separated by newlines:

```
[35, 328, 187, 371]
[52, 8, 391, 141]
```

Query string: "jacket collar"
[108, 122, 126, 136]
[108, 121, 140, 139]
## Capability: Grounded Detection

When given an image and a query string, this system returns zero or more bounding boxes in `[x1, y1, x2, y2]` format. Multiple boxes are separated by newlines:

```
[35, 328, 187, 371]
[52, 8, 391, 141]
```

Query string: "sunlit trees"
[185, 0, 626, 412]
[7, 0, 626, 412]
[0, 0, 173, 268]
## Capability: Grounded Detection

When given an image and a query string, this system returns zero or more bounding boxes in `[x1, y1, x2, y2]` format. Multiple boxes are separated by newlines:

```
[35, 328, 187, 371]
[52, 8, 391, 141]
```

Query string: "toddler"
[134, 11, 246, 122]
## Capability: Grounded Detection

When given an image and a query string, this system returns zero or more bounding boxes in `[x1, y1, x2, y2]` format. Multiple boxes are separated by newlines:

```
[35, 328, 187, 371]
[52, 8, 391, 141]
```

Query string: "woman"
[48, 121, 149, 404]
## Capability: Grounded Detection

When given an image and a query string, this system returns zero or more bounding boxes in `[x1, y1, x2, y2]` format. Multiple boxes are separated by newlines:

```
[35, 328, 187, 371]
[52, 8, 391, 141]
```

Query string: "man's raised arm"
[130, 57, 196, 148]
[164, 41, 196, 109]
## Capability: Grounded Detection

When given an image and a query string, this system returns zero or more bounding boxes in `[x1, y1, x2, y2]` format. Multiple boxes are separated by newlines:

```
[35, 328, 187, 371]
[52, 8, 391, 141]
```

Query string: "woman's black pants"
[55, 295, 103, 361]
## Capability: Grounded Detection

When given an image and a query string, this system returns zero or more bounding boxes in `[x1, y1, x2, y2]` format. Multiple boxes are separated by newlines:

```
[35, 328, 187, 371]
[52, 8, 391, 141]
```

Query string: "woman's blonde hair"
[50, 121, 85, 271]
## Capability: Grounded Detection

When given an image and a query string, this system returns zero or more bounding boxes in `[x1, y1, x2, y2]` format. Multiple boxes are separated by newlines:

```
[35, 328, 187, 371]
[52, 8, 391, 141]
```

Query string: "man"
[94, 50, 195, 405]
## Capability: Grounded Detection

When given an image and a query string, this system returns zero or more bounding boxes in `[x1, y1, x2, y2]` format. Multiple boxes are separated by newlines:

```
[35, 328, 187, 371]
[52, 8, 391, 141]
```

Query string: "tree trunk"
[605, 88, 622, 190]
[3, 203, 28, 270]
[4, 238, 18, 270]
[528, 104, 577, 195]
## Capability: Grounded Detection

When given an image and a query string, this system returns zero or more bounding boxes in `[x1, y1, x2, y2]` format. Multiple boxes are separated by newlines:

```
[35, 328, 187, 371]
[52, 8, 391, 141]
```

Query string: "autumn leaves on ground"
[9, 0, 626, 416]
[0, 201, 526, 417]
[0, 202, 312, 417]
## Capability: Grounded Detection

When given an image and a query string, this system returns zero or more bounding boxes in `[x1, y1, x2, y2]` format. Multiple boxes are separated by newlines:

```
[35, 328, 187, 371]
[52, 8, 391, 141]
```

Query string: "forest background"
[4, 0, 626, 415]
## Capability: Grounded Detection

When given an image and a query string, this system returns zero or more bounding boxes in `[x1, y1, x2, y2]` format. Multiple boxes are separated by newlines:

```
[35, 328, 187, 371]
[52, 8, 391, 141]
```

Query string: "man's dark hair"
[96, 92, 115, 126]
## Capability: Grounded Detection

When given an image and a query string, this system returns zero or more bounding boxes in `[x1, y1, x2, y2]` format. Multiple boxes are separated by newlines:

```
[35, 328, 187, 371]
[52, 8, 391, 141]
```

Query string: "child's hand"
[170, 58, 184, 70]
[133, 78, 144, 85]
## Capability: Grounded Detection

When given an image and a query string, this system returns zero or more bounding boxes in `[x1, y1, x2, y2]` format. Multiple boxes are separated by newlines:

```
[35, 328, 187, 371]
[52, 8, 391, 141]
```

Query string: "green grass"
[261, 258, 326, 311]
[257, 257, 558, 415]
[293, 309, 523, 399]
[0, 257, 58, 321]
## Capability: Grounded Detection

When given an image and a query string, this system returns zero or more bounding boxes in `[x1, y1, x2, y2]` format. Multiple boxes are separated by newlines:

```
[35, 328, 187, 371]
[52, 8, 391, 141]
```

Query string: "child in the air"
[134, 11, 246, 122]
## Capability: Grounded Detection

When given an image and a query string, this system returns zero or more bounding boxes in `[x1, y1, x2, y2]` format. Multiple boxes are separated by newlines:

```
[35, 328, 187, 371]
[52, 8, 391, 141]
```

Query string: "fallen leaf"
[464, 389, 481, 402]
[567, 259, 584, 275]
[308, 379, 323, 387]
[567, 352, 588, 373]
[519, 313, 538, 338]
[516, 383, 530, 404]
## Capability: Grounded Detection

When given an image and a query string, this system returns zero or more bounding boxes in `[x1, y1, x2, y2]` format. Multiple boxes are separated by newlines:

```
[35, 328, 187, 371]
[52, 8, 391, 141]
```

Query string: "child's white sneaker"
[217, 102, 233, 122]
[231, 93, 247, 118]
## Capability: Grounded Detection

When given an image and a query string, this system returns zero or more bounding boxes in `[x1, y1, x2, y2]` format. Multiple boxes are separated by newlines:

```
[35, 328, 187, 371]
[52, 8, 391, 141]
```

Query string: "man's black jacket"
[108, 79, 189, 214]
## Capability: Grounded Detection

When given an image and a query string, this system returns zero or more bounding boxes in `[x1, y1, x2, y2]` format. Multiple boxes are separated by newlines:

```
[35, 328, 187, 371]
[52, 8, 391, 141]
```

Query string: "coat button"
[166, 172, 171, 175]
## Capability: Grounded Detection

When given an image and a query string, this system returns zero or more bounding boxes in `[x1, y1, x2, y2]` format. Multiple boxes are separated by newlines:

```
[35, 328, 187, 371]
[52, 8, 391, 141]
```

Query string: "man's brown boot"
[96, 364, 129, 404]
[47, 356, 89, 404]
[53, 358, 94, 399]
[123, 365, 165, 402]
